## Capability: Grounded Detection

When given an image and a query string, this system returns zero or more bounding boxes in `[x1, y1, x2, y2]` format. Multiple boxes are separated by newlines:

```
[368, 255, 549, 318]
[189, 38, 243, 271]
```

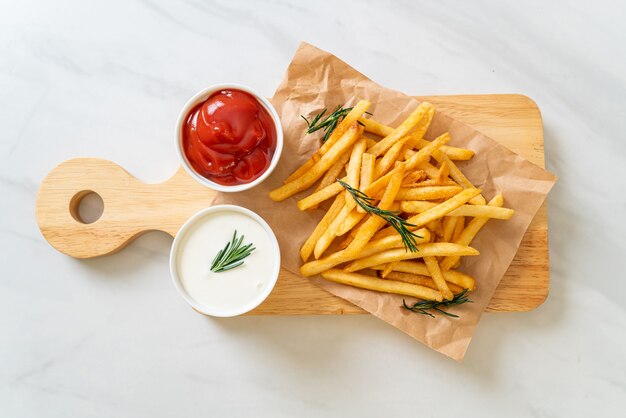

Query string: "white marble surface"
[1, 0, 625, 416]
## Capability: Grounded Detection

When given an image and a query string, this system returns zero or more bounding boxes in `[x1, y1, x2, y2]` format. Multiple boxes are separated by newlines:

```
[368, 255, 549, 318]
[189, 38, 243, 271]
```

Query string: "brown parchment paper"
[215, 42, 557, 361]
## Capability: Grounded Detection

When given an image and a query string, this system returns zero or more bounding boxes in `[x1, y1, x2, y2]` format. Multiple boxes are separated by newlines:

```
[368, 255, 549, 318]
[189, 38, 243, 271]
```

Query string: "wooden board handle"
[35, 158, 216, 258]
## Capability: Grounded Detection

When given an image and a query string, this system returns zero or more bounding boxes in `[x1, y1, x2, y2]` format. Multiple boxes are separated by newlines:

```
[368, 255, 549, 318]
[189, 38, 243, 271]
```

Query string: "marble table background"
[1, 0, 625, 416]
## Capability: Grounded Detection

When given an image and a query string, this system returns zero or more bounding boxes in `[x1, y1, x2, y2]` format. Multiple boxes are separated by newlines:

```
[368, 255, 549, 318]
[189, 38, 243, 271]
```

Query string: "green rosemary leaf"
[301, 105, 353, 142]
[210, 230, 255, 273]
[402, 290, 472, 318]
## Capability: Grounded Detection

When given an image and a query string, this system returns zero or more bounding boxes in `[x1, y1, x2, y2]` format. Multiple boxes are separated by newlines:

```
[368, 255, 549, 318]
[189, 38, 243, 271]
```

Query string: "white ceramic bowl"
[169, 205, 280, 317]
[175, 83, 283, 192]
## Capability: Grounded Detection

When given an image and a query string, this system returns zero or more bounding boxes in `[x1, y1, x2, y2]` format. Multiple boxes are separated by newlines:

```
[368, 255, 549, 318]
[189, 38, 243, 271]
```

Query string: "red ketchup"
[182, 89, 277, 186]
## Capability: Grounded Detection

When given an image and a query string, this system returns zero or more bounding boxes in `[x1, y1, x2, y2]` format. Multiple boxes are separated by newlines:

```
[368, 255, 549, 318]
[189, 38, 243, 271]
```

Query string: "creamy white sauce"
[176, 211, 275, 312]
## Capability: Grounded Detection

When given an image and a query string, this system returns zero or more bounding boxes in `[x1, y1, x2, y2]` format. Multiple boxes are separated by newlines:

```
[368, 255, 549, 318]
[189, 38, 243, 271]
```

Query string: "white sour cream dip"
[170, 205, 280, 317]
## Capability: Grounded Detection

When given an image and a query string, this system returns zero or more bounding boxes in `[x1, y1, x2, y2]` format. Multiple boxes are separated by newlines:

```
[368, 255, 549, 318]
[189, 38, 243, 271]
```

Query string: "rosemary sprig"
[301, 105, 360, 142]
[210, 230, 256, 273]
[338, 179, 421, 252]
[402, 290, 472, 318]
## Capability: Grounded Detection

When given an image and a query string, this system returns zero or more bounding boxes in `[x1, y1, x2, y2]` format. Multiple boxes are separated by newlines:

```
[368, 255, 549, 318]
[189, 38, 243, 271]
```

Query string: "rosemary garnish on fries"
[210, 230, 256, 273]
[301, 105, 371, 142]
[301, 105, 353, 142]
[338, 179, 421, 252]
[402, 289, 472, 318]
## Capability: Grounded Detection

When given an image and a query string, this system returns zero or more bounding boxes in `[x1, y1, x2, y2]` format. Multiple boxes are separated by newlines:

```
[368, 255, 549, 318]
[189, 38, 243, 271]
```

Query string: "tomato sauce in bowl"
[181, 89, 278, 186]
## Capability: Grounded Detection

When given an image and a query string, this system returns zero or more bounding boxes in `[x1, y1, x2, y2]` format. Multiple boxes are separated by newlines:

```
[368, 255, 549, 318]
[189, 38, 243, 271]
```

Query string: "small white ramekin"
[175, 83, 283, 192]
[169, 205, 281, 317]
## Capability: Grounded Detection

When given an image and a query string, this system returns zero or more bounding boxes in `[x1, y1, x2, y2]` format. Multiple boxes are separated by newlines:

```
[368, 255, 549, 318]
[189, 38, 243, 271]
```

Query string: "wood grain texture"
[35, 94, 549, 314]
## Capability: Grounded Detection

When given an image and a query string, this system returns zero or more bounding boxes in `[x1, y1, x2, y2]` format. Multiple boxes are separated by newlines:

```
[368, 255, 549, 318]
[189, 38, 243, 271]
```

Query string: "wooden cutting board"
[35, 94, 549, 314]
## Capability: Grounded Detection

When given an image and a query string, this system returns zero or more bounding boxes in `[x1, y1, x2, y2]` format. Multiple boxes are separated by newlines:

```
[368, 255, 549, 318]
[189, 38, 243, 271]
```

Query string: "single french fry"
[367, 102, 433, 157]
[346, 243, 479, 272]
[297, 180, 344, 210]
[338, 233, 354, 249]
[400, 201, 515, 220]
[375, 137, 409, 178]
[344, 138, 367, 211]
[400, 200, 437, 213]
[300, 193, 345, 262]
[452, 216, 465, 242]
[359, 153, 376, 190]
[381, 261, 398, 278]
[444, 267, 473, 288]
[402, 105, 436, 150]
[449, 205, 513, 219]
[343, 162, 406, 258]
[432, 151, 486, 205]
[371, 261, 476, 290]
[321, 269, 442, 302]
[383, 271, 464, 294]
[405, 179, 458, 188]
[364, 133, 450, 197]
[357, 153, 376, 213]
[393, 186, 463, 201]
[284, 159, 315, 184]
[402, 188, 481, 229]
[436, 161, 450, 184]
[300, 228, 430, 277]
[358, 117, 394, 137]
[270, 124, 362, 201]
[416, 138, 474, 160]
[440, 194, 504, 271]
[424, 256, 453, 300]
[441, 216, 458, 243]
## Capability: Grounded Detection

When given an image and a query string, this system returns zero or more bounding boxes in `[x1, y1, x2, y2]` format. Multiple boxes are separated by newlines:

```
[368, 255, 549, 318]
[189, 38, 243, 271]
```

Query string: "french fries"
[285, 100, 372, 184]
[424, 256, 453, 300]
[345, 243, 479, 272]
[358, 153, 376, 213]
[271, 99, 514, 310]
[372, 261, 476, 290]
[300, 193, 345, 262]
[440, 194, 504, 271]
[322, 269, 442, 301]
[343, 162, 406, 258]
[393, 186, 463, 201]
[366, 103, 433, 157]
[382, 271, 465, 295]
[297, 180, 344, 210]
[360, 117, 475, 160]
[315, 150, 351, 192]
[344, 138, 367, 211]
[300, 229, 431, 277]
[400, 200, 514, 220]
[270, 123, 363, 201]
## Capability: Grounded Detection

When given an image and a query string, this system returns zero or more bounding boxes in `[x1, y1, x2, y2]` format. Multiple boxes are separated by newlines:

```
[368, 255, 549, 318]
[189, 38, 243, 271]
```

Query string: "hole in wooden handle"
[69, 190, 104, 224]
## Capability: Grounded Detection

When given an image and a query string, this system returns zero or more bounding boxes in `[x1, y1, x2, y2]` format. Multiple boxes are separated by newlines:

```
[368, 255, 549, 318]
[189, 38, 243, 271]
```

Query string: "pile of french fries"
[270, 100, 514, 303]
